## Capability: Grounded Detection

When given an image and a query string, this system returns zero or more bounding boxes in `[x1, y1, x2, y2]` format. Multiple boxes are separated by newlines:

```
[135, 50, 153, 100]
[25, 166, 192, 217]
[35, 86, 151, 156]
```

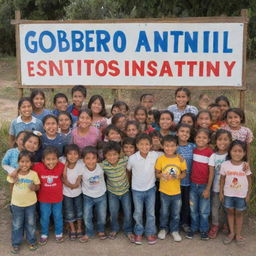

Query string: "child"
[9, 97, 43, 147]
[186, 128, 214, 240]
[176, 123, 196, 233]
[107, 101, 129, 125]
[112, 113, 127, 132]
[179, 113, 196, 128]
[79, 146, 107, 242]
[215, 95, 230, 117]
[2, 131, 26, 176]
[127, 133, 159, 245]
[41, 115, 68, 157]
[208, 129, 232, 239]
[52, 93, 69, 116]
[125, 120, 140, 138]
[88, 95, 108, 132]
[101, 141, 134, 242]
[196, 110, 212, 129]
[134, 106, 154, 134]
[122, 137, 136, 157]
[71, 109, 102, 150]
[57, 111, 73, 143]
[7, 150, 40, 254]
[60, 144, 83, 240]
[33, 146, 65, 245]
[167, 87, 198, 124]
[208, 103, 224, 131]
[219, 140, 252, 245]
[140, 94, 154, 112]
[198, 93, 211, 110]
[155, 135, 187, 242]
[157, 110, 175, 136]
[149, 130, 162, 152]
[30, 89, 51, 121]
[104, 124, 123, 143]
[147, 110, 160, 129]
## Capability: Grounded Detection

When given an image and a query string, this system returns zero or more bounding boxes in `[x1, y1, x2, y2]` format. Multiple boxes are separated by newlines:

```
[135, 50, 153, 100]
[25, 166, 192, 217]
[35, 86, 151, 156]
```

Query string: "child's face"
[73, 91, 85, 108]
[91, 99, 102, 115]
[58, 114, 72, 132]
[209, 107, 221, 123]
[120, 105, 128, 115]
[230, 145, 245, 162]
[33, 94, 45, 109]
[16, 133, 25, 150]
[67, 150, 79, 164]
[176, 127, 190, 143]
[159, 113, 173, 130]
[195, 132, 209, 148]
[216, 133, 231, 152]
[78, 112, 92, 129]
[55, 97, 68, 112]
[123, 144, 135, 157]
[197, 113, 211, 128]
[24, 136, 39, 152]
[19, 101, 33, 117]
[226, 111, 241, 129]
[19, 156, 31, 172]
[180, 116, 194, 126]
[112, 106, 121, 116]
[105, 150, 120, 166]
[135, 110, 147, 124]
[136, 139, 151, 155]
[107, 129, 122, 142]
[176, 91, 189, 108]
[218, 100, 229, 114]
[43, 153, 58, 170]
[141, 96, 154, 111]
[152, 136, 161, 146]
[147, 114, 155, 125]
[163, 141, 177, 156]
[83, 153, 97, 171]
[126, 124, 139, 138]
[116, 117, 127, 131]
[44, 117, 58, 137]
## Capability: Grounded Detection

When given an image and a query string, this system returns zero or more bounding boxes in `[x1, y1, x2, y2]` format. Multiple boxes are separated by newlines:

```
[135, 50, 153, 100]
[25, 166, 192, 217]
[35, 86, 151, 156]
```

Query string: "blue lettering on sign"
[170, 31, 184, 53]
[57, 30, 70, 52]
[184, 31, 198, 53]
[96, 30, 110, 52]
[85, 30, 94, 52]
[154, 31, 168, 52]
[223, 31, 232, 53]
[113, 31, 126, 52]
[203, 31, 210, 53]
[39, 31, 56, 53]
[135, 31, 151, 52]
[71, 30, 84, 51]
[25, 31, 37, 53]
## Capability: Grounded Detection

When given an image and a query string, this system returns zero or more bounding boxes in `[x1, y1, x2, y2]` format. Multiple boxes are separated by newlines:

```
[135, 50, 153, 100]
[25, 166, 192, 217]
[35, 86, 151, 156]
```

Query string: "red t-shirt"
[191, 147, 213, 184]
[33, 162, 64, 203]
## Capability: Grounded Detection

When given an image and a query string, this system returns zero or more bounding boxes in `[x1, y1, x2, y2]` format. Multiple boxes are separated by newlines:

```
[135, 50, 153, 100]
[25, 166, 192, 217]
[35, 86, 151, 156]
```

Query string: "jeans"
[108, 191, 133, 234]
[63, 194, 83, 222]
[40, 202, 63, 237]
[190, 183, 210, 233]
[132, 186, 156, 236]
[180, 186, 191, 226]
[11, 204, 37, 247]
[83, 193, 107, 237]
[159, 193, 182, 233]
[211, 192, 226, 226]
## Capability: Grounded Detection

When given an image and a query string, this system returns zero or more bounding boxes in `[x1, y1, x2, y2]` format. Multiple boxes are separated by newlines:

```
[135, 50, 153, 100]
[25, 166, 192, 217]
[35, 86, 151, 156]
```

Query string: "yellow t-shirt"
[155, 155, 187, 196]
[7, 170, 40, 207]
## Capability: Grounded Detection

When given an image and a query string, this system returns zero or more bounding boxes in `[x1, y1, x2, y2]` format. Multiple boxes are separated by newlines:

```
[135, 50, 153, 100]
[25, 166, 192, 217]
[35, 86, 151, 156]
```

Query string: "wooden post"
[112, 89, 119, 102]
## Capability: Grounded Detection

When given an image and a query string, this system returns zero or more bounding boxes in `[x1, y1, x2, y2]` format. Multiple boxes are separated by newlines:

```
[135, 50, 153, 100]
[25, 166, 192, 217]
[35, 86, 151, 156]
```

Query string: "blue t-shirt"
[177, 143, 196, 186]
[52, 109, 77, 124]
[32, 109, 51, 121]
[1, 148, 20, 173]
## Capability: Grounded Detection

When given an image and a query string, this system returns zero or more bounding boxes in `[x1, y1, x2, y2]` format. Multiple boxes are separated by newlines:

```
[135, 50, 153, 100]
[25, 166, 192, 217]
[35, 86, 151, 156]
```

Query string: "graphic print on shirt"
[16, 178, 33, 190]
[89, 175, 100, 185]
[41, 175, 58, 187]
[231, 177, 241, 189]
[162, 164, 180, 178]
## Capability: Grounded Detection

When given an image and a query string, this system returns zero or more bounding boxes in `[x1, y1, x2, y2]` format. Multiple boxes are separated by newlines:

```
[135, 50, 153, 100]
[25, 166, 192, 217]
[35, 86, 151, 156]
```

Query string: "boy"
[208, 103, 224, 131]
[140, 94, 154, 112]
[122, 137, 136, 157]
[52, 93, 69, 116]
[155, 135, 187, 242]
[127, 133, 159, 245]
[101, 141, 134, 242]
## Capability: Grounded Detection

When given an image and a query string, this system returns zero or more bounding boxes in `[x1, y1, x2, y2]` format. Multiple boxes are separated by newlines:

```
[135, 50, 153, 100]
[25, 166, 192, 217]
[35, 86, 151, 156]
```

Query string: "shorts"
[224, 196, 247, 211]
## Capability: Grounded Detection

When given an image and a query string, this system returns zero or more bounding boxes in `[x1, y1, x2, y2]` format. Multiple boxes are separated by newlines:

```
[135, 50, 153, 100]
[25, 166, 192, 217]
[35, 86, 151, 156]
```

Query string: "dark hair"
[112, 113, 126, 126]
[223, 108, 245, 124]
[179, 113, 196, 127]
[78, 108, 93, 119]
[88, 95, 107, 117]
[134, 105, 148, 119]
[42, 114, 58, 126]
[57, 111, 73, 127]
[140, 94, 154, 102]
[148, 109, 160, 124]
[81, 146, 98, 158]
[18, 97, 32, 110]
[125, 120, 140, 132]
[30, 89, 46, 108]
[149, 130, 162, 139]
[71, 85, 87, 97]
[227, 140, 247, 162]
[196, 110, 212, 121]
[111, 101, 129, 113]
[176, 123, 192, 133]
[18, 150, 33, 162]
[103, 141, 121, 156]
[23, 131, 42, 148]
[53, 93, 68, 104]
[14, 131, 27, 146]
[162, 135, 178, 145]
[159, 110, 174, 122]
[208, 103, 220, 109]
[196, 128, 212, 139]
[42, 146, 59, 159]
[215, 95, 230, 107]
[214, 129, 232, 151]
[122, 137, 136, 147]
[104, 124, 123, 137]
[135, 133, 152, 145]
[175, 87, 191, 104]
[64, 144, 80, 157]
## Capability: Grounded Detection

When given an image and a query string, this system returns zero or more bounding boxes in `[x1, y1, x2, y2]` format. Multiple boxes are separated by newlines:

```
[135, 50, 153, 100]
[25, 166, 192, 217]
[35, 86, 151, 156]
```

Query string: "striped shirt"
[101, 156, 130, 196]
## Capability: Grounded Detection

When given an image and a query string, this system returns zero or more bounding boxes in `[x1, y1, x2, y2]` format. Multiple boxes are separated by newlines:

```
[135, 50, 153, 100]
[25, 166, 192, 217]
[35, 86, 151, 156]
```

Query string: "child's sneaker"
[171, 232, 182, 242]
[147, 235, 157, 245]
[158, 229, 167, 240]
[11, 246, 19, 254]
[39, 237, 48, 246]
[28, 244, 38, 251]
[185, 230, 194, 239]
[222, 223, 229, 234]
[208, 225, 219, 239]
[56, 235, 65, 243]
[134, 235, 143, 245]
[200, 232, 209, 241]
[181, 224, 190, 233]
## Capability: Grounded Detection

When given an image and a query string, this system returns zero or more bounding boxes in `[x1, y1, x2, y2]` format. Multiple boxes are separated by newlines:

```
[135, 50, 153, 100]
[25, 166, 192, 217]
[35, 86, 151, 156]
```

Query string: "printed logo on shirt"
[89, 175, 100, 185]
[41, 175, 59, 187]
[162, 164, 180, 178]
[16, 178, 32, 190]
[230, 177, 241, 189]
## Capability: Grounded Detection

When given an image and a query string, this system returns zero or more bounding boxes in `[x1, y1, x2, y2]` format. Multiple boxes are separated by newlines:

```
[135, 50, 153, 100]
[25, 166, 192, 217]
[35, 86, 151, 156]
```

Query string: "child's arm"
[29, 183, 40, 192]
[177, 170, 186, 180]
[246, 174, 252, 203]
[8, 135, 15, 148]
[155, 169, 170, 180]
[73, 175, 82, 189]
[219, 174, 225, 202]
[62, 176, 76, 189]
[202, 165, 214, 199]
[126, 169, 131, 184]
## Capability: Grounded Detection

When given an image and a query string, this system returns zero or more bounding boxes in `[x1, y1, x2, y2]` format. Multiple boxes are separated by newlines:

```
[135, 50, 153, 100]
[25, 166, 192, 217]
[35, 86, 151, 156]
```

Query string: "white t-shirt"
[127, 151, 160, 191]
[81, 163, 106, 198]
[209, 152, 228, 193]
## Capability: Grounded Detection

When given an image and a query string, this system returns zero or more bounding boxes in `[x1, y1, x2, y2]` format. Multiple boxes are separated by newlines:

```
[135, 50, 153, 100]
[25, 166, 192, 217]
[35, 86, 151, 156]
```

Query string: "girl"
[125, 120, 140, 138]
[79, 146, 107, 242]
[176, 123, 196, 233]
[157, 110, 175, 137]
[134, 105, 154, 133]
[147, 110, 160, 129]
[196, 110, 212, 129]
[7, 150, 40, 254]
[208, 103, 224, 131]
[179, 113, 196, 128]
[58, 111, 73, 143]
[112, 113, 127, 132]
[167, 87, 198, 124]
[219, 140, 252, 245]
[30, 89, 51, 121]
[60, 144, 83, 240]
[122, 137, 136, 157]
[88, 95, 108, 132]
[104, 125, 123, 143]
[208, 129, 232, 239]
[215, 95, 230, 118]
[33, 146, 65, 245]
[41, 115, 68, 157]
[186, 128, 214, 240]
[2, 131, 26, 176]
[149, 130, 162, 151]
[71, 109, 102, 150]
[9, 97, 44, 147]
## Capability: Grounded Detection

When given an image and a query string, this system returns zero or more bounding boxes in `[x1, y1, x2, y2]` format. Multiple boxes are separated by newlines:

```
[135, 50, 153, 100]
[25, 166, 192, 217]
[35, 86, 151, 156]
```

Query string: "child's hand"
[166, 174, 174, 181]
[246, 193, 250, 203]
[161, 173, 168, 181]
[29, 182, 37, 191]
[63, 163, 68, 179]
[243, 162, 250, 173]
[219, 192, 224, 202]
[202, 189, 210, 199]
[9, 169, 18, 179]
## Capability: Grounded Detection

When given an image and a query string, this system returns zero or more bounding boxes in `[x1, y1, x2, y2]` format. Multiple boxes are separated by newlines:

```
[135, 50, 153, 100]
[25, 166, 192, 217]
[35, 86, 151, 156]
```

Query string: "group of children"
[2, 85, 253, 254]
